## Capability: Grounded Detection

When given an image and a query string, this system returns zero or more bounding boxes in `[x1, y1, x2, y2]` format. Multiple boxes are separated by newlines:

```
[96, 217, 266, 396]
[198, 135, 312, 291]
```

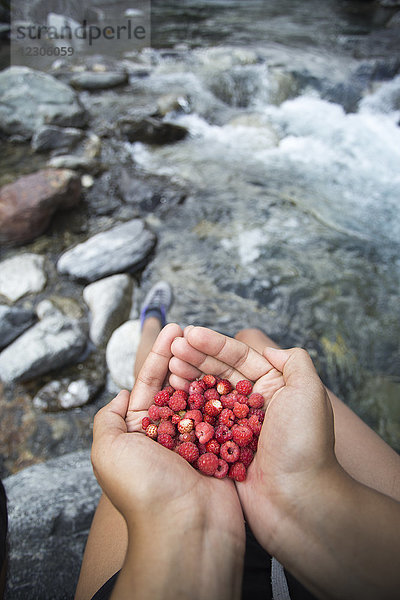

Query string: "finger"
[263, 346, 325, 395]
[169, 356, 202, 381]
[128, 323, 183, 411]
[93, 390, 130, 445]
[168, 373, 191, 392]
[183, 327, 275, 383]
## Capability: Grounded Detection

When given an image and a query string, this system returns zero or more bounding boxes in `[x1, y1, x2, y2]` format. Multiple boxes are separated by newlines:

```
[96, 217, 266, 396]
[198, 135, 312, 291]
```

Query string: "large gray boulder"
[0, 67, 87, 139]
[0, 301, 87, 383]
[57, 219, 156, 283]
[4, 450, 101, 600]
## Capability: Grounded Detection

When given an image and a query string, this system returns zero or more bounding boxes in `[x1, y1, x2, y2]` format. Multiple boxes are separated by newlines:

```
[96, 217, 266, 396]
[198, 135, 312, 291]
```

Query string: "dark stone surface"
[0, 305, 36, 350]
[120, 116, 188, 145]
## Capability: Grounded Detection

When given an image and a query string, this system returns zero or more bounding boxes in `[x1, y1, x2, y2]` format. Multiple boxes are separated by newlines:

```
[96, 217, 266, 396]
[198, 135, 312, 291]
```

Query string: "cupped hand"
[169, 326, 338, 553]
[91, 323, 245, 543]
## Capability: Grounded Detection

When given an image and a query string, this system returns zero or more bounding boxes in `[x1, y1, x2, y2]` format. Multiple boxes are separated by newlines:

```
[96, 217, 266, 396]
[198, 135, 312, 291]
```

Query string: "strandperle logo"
[15, 18, 147, 46]
[10, 1, 151, 68]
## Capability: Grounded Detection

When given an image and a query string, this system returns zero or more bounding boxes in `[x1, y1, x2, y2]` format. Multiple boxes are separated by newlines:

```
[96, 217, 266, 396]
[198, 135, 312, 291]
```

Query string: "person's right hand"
[169, 326, 339, 555]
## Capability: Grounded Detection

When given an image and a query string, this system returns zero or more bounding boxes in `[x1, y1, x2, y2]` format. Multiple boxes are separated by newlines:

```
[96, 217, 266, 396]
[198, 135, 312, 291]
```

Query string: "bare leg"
[235, 328, 400, 501]
[75, 318, 163, 600]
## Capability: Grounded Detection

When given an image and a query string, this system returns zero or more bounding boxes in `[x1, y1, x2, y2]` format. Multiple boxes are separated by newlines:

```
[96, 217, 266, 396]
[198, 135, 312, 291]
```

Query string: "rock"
[0, 254, 47, 302]
[120, 116, 188, 144]
[156, 93, 190, 116]
[31, 125, 84, 153]
[47, 154, 98, 172]
[33, 377, 102, 411]
[0, 305, 36, 349]
[0, 67, 87, 140]
[106, 319, 141, 389]
[4, 450, 101, 600]
[57, 219, 156, 282]
[0, 301, 87, 383]
[70, 71, 128, 90]
[0, 169, 82, 246]
[83, 274, 134, 346]
[118, 170, 186, 216]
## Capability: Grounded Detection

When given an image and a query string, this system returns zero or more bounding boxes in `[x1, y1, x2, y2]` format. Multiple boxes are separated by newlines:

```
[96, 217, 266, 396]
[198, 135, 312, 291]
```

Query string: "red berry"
[157, 433, 175, 450]
[235, 380, 253, 396]
[159, 406, 174, 420]
[178, 418, 194, 434]
[148, 404, 161, 421]
[163, 385, 175, 396]
[206, 439, 220, 455]
[179, 431, 196, 443]
[214, 458, 229, 479]
[198, 452, 219, 476]
[232, 424, 253, 447]
[195, 421, 214, 444]
[204, 388, 220, 402]
[249, 437, 258, 452]
[249, 408, 265, 421]
[153, 389, 170, 406]
[184, 409, 203, 425]
[239, 446, 254, 468]
[188, 392, 205, 410]
[219, 408, 235, 428]
[229, 461, 247, 482]
[158, 420, 176, 437]
[189, 380, 206, 394]
[220, 440, 240, 463]
[171, 413, 181, 424]
[204, 399, 223, 417]
[142, 416, 151, 430]
[215, 424, 233, 444]
[248, 414, 262, 436]
[203, 414, 216, 426]
[235, 394, 249, 405]
[178, 441, 199, 463]
[145, 424, 158, 439]
[202, 374, 217, 388]
[217, 379, 233, 395]
[198, 442, 208, 455]
[220, 393, 236, 409]
[248, 393, 264, 409]
[233, 402, 249, 419]
[168, 390, 188, 411]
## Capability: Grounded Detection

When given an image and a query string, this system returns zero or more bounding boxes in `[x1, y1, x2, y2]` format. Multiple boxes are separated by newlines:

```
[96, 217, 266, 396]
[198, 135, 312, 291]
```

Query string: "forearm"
[273, 466, 400, 600]
[111, 511, 244, 600]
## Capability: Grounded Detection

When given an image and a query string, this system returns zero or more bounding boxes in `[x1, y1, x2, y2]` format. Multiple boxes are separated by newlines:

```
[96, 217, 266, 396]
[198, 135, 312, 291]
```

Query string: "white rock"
[0, 254, 47, 302]
[83, 274, 134, 346]
[106, 320, 141, 389]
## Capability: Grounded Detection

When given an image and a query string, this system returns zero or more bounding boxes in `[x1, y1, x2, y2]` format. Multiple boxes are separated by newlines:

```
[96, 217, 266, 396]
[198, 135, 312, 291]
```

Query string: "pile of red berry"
[141, 375, 265, 481]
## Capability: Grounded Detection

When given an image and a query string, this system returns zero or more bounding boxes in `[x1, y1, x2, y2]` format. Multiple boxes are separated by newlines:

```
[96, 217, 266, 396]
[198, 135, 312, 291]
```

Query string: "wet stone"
[106, 319, 141, 389]
[70, 71, 128, 90]
[31, 125, 84, 153]
[120, 116, 188, 145]
[0, 254, 47, 302]
[0, 305, 36, 350]
[33, 377, 103, 412]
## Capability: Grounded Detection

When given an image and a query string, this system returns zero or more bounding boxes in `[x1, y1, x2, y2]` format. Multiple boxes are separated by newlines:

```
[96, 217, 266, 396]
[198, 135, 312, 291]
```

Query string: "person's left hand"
[91, 324, 245, 546]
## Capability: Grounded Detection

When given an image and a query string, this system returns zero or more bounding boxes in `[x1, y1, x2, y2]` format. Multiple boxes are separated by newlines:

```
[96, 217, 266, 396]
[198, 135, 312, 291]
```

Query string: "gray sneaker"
[140, 281, 172, 328]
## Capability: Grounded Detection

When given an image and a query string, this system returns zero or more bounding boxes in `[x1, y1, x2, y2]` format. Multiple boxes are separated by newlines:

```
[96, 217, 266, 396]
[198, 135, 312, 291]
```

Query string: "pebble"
[0, 254, 47, 302]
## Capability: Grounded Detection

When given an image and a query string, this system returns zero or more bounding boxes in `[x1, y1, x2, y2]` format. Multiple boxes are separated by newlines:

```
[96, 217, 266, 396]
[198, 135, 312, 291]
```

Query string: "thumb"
[93, 390, 130, 445]
[263, 346, 325, 394]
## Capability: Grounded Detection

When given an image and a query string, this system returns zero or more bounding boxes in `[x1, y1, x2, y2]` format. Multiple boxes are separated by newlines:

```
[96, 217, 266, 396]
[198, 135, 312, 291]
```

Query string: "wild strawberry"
[239, 446, 254, 468]
[153, 389, 170, 406]
[249, 407, 265, 422]
[198, 452, 219, 476]
[229, 462, 247, 482]
[236, 418, 250, 427]
[220, 393, 236, 409]
[158, 420, 176, 437]
[188, 392, 205, 410]
[215, 424, 233, 444]
[178, 418, 194, 434]
[217, 379, 232, 395]
[248, 414, 262, 436]
[157, 433, 175, 450]
[184, 409, 203, 425]
[179, 431, 196, 443]
[195, 421, 214, 444]
[189, 380, 206, 394]
[219, 408, 235, 428]
[203, 414, 216, 426]
[164, 385, 175, 396]
[220, 440, 240, 463]
[202, 374, 217, 388]
[235, 394, 249, 405]
[233, 402, 249, 419]
[204, 399, 223, 417]
[214, 458, 229, 479]
[148, 404, 161, 421]
[204, 388, 220, 402]
[142, 416, 151, 430]
[168, 390, 188, 411]
[178, 441, 199, 463]
[145, 424, 158, 439]
[231, 424, 253, 447]
[248, 393, 264, 409]
[249, 437, 258, 452]
[206, 439, 220, 455]
[235, 380, 253, 396]
[171, 413, 181, 425]
[159, 406, 174, 420]
[198, 442, 208, 455]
